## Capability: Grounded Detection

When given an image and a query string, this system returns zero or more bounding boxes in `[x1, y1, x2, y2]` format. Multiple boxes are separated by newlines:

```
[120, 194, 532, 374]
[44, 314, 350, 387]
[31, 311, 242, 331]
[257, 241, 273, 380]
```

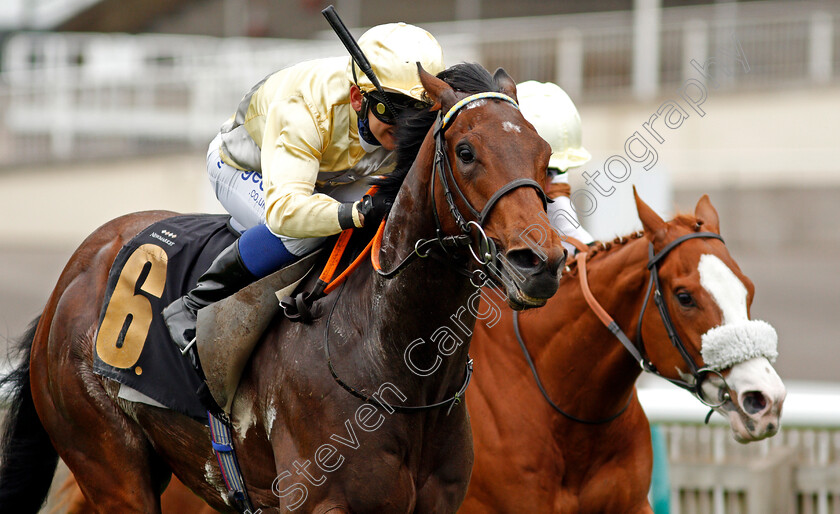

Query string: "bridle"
[376, 91, 551, 282]
[329, 90, 553, 413]
[515, 231, 732, 425]
[633, 232, 730, 406]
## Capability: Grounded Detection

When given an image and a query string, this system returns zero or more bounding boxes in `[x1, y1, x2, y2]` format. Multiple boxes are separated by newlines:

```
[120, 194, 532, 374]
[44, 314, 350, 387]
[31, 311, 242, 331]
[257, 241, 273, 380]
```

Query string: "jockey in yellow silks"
[516, 80, 595, 254]
[163, 23, 445, 351]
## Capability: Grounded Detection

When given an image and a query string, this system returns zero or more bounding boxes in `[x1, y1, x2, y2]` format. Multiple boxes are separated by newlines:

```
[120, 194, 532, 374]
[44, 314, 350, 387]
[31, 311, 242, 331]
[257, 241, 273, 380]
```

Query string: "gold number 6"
[95, 243, 168, 369]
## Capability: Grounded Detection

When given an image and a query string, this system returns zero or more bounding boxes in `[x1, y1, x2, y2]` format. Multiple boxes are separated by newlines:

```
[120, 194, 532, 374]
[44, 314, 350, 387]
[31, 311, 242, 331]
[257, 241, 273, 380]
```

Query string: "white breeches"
[206, 134, 373, 256]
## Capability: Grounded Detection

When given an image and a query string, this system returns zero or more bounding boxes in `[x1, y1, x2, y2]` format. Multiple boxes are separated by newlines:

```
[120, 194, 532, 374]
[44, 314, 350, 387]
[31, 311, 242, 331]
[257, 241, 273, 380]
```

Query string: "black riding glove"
[356, 194, 394, 227]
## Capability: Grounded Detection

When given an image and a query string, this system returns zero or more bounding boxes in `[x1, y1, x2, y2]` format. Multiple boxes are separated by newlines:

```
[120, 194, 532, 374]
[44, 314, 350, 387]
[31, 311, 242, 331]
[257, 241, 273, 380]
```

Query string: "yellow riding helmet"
[516, 80, 592, 172]
[348, 22, 445, 102]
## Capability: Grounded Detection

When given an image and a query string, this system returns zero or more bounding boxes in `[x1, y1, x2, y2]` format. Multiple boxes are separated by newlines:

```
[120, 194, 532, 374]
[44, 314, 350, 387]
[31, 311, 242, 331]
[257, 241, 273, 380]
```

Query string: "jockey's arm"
[262, 94, 362, 238]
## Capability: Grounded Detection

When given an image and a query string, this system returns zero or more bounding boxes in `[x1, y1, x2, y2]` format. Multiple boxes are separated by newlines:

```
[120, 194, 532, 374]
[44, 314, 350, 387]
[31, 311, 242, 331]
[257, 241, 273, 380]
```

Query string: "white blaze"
[698, 254, 785, 440]
[698, 254, 778, 369]
[698, 254, 748, 324]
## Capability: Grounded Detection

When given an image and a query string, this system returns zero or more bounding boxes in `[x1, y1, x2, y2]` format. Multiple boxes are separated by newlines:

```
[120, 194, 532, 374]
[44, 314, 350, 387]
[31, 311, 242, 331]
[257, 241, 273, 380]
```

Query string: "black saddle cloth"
[93, 214, 237, 420]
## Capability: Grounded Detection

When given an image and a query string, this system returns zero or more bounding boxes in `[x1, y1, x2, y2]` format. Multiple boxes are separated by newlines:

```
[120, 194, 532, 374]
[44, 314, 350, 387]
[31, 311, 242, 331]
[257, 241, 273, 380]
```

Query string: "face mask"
[357, 116, 381, 152]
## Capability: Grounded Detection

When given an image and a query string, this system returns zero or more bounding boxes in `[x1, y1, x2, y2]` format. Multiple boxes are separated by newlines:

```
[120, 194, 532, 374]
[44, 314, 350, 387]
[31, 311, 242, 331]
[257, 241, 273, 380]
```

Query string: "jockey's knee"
[238, 224, 326, 278]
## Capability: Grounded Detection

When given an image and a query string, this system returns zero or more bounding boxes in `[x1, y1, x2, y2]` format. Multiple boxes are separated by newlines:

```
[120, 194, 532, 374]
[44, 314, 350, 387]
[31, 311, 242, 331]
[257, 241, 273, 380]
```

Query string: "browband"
[441, 92, 519, 129]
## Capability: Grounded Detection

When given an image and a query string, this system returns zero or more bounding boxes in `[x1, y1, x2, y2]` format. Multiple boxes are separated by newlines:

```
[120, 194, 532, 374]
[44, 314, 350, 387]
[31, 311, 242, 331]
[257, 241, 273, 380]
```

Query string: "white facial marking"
[698, 254, 748, 324]
[502, 121, 522, 133]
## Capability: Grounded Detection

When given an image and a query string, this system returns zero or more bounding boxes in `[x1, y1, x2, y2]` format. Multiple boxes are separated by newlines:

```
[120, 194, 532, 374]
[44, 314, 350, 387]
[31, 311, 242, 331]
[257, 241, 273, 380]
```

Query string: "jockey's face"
[350, 85, 397, 151]
[367, 111, 397, 151]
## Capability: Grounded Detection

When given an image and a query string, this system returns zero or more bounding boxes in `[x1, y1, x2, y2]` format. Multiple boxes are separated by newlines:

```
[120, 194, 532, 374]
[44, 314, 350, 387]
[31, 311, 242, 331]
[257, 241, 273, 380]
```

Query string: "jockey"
[516, 80, 595, 254]
[163, 22, 445, 351]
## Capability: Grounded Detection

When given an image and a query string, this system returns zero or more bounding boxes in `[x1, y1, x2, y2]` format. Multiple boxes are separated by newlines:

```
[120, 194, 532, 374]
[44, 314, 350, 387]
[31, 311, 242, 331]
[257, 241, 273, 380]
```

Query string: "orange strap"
[576, 251, 617, 328]
[370, 219, 387, 271]
[320, 184, 381, 294]
[564, 236, 590, 254]
[323, 236, 375, 294]
[318, 229, 354, 285]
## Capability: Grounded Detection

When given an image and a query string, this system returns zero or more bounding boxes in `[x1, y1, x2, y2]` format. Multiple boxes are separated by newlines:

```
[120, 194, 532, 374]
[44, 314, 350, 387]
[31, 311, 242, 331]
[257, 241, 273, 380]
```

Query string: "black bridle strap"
[571, 231, 727, 399]
[635, 232, 725, 392]
[433, 95, 551, 237]
[478, 178, 548, 226]
[647, 232, 725, 269]
[513, 310, 633, 425]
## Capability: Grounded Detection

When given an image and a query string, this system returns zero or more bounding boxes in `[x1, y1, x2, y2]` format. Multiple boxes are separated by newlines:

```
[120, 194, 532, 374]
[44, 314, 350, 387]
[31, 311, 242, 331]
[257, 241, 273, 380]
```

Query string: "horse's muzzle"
[501, 247, 565, 309]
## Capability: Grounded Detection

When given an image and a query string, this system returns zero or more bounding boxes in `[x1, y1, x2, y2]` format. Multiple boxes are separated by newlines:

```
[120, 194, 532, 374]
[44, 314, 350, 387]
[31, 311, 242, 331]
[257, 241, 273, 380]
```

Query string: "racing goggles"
[365, 91, 430, 125]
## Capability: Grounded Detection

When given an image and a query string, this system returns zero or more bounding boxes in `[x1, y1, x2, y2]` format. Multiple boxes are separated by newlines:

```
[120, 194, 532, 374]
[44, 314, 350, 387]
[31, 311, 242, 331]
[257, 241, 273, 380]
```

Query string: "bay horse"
[0, 63, 567, 513]
[461, 191, 786, 513]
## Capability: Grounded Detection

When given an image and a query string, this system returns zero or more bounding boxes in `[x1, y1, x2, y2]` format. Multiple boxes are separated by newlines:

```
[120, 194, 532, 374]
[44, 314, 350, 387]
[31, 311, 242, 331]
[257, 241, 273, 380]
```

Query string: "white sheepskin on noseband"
[700, 320, 778, 371]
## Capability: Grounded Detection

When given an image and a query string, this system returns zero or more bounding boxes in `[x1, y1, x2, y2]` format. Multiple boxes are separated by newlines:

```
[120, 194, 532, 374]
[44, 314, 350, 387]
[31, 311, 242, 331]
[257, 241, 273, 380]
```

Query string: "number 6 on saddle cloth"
[93, 213, 325, 418]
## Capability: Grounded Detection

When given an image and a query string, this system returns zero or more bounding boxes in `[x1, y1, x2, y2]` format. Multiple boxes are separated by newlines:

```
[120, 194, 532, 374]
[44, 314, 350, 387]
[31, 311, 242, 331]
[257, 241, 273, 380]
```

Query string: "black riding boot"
[163, 240, 256, 352]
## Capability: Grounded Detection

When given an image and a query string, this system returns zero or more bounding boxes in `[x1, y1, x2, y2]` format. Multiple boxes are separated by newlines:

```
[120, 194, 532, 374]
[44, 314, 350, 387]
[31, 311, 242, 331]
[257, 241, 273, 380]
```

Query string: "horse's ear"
[634, 186, 667, 241]
[493, 68, 517, 101]
[694, 194, 721, 234]
[418, 63, 456, 111]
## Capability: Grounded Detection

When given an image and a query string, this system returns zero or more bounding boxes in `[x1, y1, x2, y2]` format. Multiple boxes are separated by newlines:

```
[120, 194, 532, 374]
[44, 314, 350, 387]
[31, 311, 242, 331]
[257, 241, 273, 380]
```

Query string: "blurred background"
[0, 0, 838, 512]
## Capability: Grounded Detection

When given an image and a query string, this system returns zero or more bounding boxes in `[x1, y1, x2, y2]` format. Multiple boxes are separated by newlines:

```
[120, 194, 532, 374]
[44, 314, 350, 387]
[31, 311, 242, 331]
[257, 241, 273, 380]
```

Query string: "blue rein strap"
[207, 411, 255, 513]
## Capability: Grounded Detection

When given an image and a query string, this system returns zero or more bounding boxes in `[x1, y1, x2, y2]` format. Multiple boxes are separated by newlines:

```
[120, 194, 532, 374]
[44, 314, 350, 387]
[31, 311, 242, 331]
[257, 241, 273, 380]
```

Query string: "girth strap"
[207, 411, 255, 513]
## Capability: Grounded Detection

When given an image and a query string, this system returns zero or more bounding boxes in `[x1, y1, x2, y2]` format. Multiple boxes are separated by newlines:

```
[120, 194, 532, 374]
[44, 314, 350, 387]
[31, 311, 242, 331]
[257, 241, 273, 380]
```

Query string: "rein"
[581, 232, 732, 406]
[513, 310, 633, 425]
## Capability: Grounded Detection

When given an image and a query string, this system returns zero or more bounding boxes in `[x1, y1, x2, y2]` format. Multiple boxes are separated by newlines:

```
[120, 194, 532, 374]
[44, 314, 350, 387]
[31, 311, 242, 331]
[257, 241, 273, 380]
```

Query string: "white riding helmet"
[349, 22, 445, 102]
[516, 80, 591, 172]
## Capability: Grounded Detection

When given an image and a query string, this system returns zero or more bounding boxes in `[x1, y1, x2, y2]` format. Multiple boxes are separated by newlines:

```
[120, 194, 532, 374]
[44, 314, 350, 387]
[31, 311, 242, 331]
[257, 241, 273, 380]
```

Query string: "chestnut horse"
[0, 64, 567, 513]
[461, 192, 786, 513]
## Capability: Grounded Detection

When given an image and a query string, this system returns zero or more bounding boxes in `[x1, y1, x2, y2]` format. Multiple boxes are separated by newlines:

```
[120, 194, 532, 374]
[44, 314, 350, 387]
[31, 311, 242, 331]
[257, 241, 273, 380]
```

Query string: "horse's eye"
[676, 290, 695, 307]
[457, 145, 475, 164]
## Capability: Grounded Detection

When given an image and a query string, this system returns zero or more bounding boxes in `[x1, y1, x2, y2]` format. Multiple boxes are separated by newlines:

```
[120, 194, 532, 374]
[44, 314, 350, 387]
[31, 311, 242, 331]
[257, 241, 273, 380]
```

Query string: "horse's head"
[634, 191, 785, 442]
[415, 65, 566, 309]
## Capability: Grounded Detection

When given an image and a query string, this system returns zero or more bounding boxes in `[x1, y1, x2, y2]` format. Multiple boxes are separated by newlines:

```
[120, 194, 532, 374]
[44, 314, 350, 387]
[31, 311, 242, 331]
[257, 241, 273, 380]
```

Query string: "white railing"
[640, 380, 840, 514]
[0, 1, 838, 166]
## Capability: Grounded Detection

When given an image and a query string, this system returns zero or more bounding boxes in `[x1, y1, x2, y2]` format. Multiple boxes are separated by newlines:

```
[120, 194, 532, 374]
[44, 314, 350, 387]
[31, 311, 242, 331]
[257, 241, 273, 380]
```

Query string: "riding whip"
[321, 5, 399, 119]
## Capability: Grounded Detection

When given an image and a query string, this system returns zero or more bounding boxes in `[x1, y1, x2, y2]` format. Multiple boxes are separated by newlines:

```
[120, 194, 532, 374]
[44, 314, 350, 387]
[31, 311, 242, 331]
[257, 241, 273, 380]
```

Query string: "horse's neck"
[363, 139, 475, 400]
[535, 238, 651, 422]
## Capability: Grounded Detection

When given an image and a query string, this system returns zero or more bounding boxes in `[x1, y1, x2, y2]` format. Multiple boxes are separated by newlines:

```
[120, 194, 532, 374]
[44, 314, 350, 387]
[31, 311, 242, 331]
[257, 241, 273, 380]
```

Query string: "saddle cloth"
[93, 214, 238, 420]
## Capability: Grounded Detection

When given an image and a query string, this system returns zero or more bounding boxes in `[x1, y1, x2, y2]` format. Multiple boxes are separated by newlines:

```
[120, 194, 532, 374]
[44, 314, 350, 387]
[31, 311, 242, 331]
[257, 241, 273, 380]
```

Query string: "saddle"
[195, 250, 320, 413]
[198, 218, 379, 414]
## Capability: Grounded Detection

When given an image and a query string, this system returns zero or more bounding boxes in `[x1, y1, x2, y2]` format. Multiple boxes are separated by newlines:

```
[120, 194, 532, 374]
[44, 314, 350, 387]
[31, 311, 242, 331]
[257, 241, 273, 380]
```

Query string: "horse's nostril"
[506, 249, 543, 271]
[741, 391, 768, 415]
[550, 249, 567, 275]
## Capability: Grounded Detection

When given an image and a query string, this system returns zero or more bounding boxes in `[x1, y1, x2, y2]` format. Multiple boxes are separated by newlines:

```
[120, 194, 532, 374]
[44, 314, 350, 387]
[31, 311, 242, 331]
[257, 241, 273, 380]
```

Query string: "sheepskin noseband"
[700, 319, 778, 371]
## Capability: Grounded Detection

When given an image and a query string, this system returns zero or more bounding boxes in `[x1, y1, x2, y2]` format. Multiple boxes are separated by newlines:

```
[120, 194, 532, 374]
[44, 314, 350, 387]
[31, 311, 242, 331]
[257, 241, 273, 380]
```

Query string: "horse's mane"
[563, 213, 703, 277]
[372, 63, 503, 201]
